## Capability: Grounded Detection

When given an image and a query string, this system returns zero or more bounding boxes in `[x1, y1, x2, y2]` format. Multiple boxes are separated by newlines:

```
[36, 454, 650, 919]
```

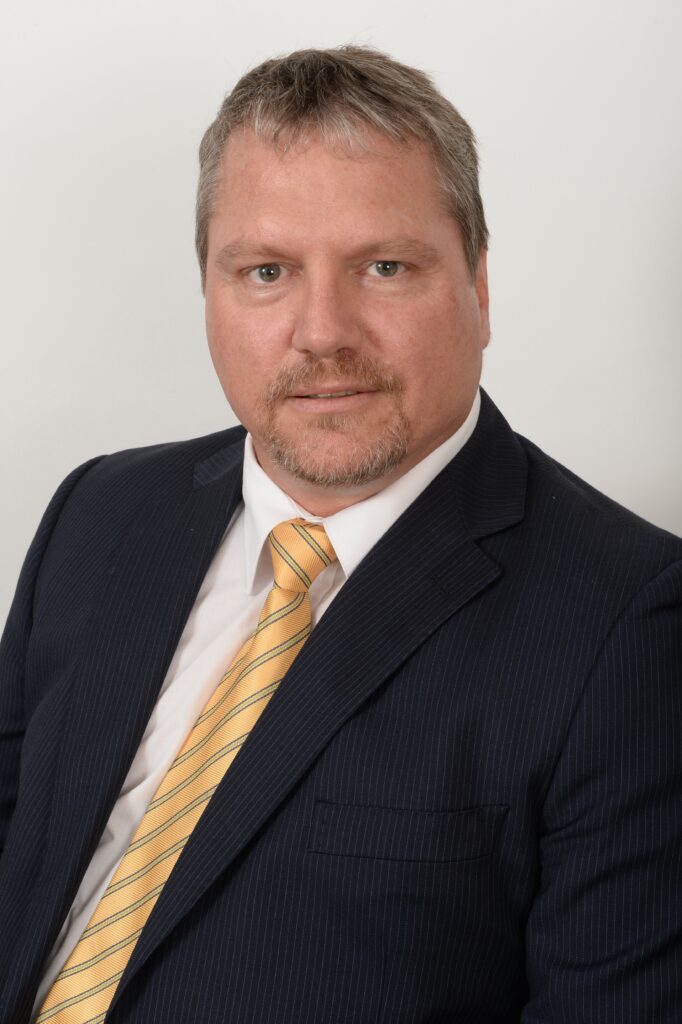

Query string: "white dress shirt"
[34, 388, 481, 1012]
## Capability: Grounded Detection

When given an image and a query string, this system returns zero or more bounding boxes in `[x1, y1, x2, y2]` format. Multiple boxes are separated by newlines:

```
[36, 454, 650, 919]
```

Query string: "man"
[0, 45, 680, 1024]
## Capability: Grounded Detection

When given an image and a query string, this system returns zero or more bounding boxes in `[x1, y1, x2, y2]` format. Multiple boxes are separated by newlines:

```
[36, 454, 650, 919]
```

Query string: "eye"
[367, 261, 405, 278]
[247, 263, 284, 284]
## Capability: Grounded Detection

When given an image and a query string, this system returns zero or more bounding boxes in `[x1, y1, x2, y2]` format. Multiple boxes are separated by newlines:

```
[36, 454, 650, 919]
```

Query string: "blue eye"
[371, 261, 402, 277]
[251, 264, 282, 283]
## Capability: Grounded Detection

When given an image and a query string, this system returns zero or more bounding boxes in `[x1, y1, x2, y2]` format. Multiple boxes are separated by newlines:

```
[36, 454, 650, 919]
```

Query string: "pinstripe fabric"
[35, 520, 335, 1024]
[1, 390, 681, 1024]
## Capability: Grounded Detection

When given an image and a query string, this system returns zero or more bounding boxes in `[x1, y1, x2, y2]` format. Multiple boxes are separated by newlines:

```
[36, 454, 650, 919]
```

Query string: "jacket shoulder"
[94, 423, 245, 480]
[67, 424, 246, 504]
[517, 432, 682, 582]
[33, 425, 246, 573]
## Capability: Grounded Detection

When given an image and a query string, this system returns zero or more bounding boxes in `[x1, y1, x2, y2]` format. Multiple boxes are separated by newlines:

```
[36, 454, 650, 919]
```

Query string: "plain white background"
[1, 0, 680, 623]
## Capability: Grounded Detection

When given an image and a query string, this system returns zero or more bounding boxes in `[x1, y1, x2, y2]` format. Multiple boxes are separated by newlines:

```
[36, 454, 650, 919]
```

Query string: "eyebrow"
[350, 238, 442, 264]
[214, 237, 442, 268]
[215, 242, 291, 267]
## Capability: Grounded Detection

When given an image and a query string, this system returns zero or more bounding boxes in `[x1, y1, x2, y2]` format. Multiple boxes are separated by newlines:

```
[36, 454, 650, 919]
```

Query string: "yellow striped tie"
[37, 518, 336, 1024]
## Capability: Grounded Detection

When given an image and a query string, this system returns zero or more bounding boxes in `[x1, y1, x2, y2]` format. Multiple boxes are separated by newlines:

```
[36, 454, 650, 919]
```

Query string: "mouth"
[285, 387, 380, 413]
[291, 385, 374, 399]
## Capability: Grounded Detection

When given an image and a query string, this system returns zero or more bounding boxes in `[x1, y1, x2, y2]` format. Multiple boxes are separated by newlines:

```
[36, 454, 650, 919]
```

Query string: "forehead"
[211, 126, 449, 239]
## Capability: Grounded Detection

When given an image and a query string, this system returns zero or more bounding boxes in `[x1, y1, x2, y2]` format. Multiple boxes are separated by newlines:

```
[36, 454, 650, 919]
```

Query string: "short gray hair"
[196, 45, 489, 291]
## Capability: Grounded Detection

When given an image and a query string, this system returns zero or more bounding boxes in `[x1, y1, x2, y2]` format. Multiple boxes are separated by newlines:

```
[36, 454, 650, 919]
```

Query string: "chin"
[263, 416, 411, 489]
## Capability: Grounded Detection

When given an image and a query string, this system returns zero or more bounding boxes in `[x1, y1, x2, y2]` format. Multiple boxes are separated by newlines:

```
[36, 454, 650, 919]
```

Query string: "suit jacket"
[0, 389, 680, 1024]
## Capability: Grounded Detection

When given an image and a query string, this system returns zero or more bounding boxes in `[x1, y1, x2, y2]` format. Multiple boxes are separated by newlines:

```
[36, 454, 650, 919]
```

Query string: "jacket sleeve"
[0, 458, 103, 855]
[522, 557, 682, 1022]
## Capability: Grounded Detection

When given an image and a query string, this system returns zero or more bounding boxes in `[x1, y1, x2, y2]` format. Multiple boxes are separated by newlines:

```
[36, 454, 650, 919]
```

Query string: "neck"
[259, 462, 409, 517]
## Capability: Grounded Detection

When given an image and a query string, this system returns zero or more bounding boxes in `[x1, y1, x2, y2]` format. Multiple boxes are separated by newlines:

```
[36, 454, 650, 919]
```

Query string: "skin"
[204, 126, 490, 516]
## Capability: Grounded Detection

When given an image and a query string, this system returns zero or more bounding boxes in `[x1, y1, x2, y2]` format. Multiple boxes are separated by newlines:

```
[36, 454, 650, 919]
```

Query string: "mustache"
[263, 353, 403, 404]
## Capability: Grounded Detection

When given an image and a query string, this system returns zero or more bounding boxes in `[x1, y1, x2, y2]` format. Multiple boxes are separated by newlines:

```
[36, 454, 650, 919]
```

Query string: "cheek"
[397, 308, 478, 403]
[209, 330, 299, 429]
[206, 301, 261, 388]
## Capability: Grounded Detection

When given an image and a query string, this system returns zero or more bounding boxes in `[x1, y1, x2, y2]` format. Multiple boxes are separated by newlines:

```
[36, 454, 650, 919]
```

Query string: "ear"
[474, 250, 491, 349]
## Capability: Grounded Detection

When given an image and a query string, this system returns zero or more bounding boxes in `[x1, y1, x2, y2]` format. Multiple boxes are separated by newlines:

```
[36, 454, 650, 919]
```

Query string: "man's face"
[204, 126, 490, 510]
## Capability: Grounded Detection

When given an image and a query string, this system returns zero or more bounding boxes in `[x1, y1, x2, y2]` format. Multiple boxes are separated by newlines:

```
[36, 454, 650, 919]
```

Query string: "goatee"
[257, 352, 411, 488]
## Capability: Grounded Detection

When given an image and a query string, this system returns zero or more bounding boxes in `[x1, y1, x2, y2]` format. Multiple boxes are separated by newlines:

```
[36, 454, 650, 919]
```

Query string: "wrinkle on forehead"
[213, 125, 449, 230]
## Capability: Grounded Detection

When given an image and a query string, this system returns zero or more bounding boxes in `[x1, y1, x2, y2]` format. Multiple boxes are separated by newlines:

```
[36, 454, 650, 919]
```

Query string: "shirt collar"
[242, 388, 481, 594]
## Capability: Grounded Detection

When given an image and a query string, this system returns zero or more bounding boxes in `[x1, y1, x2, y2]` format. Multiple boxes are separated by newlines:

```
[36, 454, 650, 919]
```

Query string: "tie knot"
[268, 519, 337, 593]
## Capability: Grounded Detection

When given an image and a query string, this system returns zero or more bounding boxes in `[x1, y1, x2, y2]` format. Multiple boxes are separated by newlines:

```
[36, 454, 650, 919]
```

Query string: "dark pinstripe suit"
[1, 389, 680, 1023]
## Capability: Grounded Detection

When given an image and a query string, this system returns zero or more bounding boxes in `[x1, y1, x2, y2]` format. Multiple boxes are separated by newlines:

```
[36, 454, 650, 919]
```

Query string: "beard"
[255, 352, 412, 488]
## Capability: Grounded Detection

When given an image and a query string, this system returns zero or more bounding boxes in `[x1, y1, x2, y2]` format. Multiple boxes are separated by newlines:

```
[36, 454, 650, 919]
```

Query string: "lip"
[290, 384, 373, 398]
[285, 390, 380, 413]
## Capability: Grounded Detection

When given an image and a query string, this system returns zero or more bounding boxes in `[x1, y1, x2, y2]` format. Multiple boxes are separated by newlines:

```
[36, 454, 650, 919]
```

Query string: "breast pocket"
[308, 800, 508, 862]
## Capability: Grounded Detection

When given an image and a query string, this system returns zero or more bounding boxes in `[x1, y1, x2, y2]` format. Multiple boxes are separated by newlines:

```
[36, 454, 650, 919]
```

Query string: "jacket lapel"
[114, 389, 528, 1003]
[26, 439, 246, 987]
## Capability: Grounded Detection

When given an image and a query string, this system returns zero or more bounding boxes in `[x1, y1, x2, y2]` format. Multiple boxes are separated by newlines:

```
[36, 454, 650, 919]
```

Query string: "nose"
[291, 270, 361, 357]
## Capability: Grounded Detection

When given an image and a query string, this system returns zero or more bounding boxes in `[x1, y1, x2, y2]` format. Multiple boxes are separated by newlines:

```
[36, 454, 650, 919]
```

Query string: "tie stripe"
[104, 842, 187, 896]
[268, 534, 313, 588]
[173, 683, 279, 769]
[55, 930, 143, 980]
[36, 972, 124, 1023]
[81, 884, 167, 939]
[38, 519, 336, 1023]
[292, 521, 334, 564]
